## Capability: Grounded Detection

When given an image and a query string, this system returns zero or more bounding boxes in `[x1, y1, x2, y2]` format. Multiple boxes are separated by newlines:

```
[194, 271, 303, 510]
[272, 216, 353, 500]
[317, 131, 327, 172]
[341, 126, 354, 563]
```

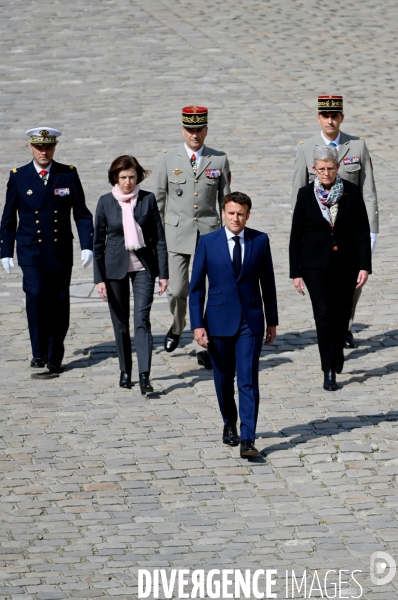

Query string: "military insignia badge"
[39, 129, 49, 137]
[54, 188, 70, 196]
[205, 169, 221, 178]
[343, 156, 359, 165]
[27, 189, 33, 195]
[173, 169, 182, 175]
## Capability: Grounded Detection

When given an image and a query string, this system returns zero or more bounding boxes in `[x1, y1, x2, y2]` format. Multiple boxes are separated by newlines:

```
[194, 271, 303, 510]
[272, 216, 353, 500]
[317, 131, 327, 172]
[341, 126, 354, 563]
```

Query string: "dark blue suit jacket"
[0, 160, 93, 271]
[189, 226, 278, 337]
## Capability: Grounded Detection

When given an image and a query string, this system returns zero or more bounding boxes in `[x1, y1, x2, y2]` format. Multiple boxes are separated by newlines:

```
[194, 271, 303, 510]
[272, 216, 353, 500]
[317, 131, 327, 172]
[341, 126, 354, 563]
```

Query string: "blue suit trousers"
[209, 316, 263, 442]
[22, 265, 72, 364]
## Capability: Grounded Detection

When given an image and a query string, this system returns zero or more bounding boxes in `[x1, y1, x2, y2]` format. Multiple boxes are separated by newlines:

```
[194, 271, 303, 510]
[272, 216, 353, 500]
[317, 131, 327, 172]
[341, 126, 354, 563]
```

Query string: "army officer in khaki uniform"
[291, 95, 379, 348]
[154, 106, 231, 369]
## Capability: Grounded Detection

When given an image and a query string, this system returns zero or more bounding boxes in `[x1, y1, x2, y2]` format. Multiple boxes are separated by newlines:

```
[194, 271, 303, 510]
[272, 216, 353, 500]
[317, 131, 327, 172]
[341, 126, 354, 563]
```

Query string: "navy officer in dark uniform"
[0, 127, 94, 374]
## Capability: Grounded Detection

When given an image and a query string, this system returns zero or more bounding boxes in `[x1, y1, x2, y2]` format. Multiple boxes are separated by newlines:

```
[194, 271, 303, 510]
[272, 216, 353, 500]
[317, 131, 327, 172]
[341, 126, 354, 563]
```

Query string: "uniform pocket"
[168, 177, 186, 185]
[206, 216, 221, 227]
[164, 214, 179, 226]
[343, 164, 361, 174]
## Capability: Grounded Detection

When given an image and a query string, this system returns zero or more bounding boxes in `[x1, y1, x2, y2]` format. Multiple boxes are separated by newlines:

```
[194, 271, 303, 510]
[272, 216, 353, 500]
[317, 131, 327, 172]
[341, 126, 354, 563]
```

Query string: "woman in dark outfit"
[93, 155, 168, 393]
[289, 145, 371, 391]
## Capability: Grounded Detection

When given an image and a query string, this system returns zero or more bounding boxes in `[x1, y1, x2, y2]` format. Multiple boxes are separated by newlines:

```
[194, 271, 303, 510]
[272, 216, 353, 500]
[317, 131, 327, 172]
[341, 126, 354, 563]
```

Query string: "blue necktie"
[232, 236, 241, 277]
[329, 142, 337, 146]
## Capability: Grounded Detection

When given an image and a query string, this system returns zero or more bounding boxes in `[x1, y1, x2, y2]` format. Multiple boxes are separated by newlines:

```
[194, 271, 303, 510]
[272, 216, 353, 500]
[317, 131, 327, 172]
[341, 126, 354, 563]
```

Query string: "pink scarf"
[112, 184, 146, 251]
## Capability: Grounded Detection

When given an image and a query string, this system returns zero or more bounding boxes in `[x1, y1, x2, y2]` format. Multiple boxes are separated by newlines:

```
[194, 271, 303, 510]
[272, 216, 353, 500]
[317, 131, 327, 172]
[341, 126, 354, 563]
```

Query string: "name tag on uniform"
[205, 169, 221, 178]
[343, 156, 359, 165]
[54, 188, 70, 196]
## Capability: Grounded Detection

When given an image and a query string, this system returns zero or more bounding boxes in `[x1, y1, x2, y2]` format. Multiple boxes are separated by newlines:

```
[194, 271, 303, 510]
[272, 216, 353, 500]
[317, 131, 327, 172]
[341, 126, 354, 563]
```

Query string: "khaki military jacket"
[291, 131, 379, 233]
[154, 143, 231, 255]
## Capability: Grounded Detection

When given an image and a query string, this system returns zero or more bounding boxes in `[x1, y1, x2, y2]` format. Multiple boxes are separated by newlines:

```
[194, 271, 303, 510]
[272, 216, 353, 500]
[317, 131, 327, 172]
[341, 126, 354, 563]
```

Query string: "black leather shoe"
[196, 350, 213, 370]
[47, 363, 64, 374]
[323, 370, 338, 391]
[119, 371, 133, 389]
[223, 424, 240, 446]
[139, 372, 154, 395]
[30, 357, 46, 368]
[345, 331, 358, 349]
[164, 327, 180, 353]
[240, 439, 260, 458]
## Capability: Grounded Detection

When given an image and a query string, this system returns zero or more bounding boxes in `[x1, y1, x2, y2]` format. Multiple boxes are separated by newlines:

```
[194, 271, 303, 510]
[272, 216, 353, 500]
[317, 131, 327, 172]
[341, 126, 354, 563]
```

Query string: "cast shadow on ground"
[257, 411, 398, 457]
[65, 335, 173, 370]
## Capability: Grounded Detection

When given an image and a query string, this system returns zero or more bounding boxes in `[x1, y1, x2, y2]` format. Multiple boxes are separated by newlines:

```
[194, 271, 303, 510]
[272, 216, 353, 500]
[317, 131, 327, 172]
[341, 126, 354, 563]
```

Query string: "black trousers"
[22, 265, 72, 365]
[301, 254, 358, 372]
[106, 270, 155, 375]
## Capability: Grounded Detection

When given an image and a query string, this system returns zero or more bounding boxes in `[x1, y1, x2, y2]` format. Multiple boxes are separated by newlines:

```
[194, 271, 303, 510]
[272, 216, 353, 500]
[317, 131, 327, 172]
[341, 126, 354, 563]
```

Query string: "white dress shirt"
[33, 160, 52, 175]
[320, 131, 341, 146]
[184, 144, 204, 168]
[225, 226, 245, 263]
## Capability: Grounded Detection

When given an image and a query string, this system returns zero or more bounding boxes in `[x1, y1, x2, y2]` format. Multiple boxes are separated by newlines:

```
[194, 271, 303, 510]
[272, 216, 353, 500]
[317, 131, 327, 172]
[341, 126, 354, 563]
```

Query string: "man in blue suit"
[189, 192, 278, 458]
[0, 127, 94, 374]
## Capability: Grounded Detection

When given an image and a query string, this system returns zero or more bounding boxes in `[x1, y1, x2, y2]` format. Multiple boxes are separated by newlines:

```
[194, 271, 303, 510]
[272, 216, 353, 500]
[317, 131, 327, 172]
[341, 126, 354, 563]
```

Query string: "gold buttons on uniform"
[38, 239, 42, 242]
[194, 217, 198, 221]
[37, 230, 41, 233]
[36, 220, 39, 223]
[194, 179, 198, 183]
[54, 220, 58, 223]
[194, 205, 198, 208]
[54, 230, 58, 232]
[54, 239, 57, 242]
[54, 210, 58, 213]
[35, 210, 38, 214]
[165, 220, 169, 224]
[194, 192, 198, 196]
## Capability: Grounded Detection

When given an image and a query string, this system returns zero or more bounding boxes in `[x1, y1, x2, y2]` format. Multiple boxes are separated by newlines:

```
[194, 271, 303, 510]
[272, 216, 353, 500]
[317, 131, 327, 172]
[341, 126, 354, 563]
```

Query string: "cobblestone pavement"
[1, 0, 398, 598]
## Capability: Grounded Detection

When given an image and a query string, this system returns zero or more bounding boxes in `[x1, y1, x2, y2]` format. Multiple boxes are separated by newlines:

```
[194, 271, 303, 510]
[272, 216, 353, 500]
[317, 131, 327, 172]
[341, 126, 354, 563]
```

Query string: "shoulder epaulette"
[299, 140, 303, 145]
[12, 168, 17, 173]
[162, 149, 167, 153]
[69, 164, 74, 169]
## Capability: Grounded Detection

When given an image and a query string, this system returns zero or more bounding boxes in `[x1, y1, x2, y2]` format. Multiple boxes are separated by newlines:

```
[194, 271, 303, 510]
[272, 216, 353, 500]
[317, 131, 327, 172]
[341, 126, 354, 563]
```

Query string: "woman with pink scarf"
[93, 155, 168, 393]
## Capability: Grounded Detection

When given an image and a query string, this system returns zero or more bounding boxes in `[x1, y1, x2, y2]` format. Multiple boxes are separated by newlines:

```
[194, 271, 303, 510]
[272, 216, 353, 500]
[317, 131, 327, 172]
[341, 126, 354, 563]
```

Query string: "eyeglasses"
[315, 167, 338, 174]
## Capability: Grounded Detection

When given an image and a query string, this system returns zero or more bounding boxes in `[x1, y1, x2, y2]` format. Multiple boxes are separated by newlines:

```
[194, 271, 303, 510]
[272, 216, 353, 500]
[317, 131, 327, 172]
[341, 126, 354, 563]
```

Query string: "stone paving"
[1, 0, 398, 598]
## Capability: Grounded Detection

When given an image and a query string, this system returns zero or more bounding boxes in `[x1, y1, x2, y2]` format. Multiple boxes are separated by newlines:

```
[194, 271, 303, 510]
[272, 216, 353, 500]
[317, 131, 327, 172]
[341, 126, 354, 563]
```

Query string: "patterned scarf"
[314, 173, 344, 227]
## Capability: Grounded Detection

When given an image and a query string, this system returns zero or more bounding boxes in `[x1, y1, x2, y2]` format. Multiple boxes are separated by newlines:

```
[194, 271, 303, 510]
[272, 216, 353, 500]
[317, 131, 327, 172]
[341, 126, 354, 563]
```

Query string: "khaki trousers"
[349, 286, 362, 331]
[167, 252, 191, 336]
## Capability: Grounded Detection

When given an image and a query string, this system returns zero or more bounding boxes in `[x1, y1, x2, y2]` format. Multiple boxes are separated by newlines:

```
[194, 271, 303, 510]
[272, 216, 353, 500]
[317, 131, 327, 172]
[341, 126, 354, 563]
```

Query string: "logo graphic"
[370, 551, 396, 585]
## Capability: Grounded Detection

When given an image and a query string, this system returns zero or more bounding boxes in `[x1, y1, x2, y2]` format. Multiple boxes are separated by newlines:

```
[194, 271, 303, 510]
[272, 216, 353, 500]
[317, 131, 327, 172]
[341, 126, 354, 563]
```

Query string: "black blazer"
[289, 179, 371, 279]
[93, 189, 168, 282]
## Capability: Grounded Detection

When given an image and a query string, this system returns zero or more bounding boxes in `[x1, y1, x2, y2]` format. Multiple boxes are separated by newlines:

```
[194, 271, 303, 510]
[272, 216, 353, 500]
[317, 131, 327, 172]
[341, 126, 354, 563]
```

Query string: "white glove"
[370, 233, 377, 253]
[1, 257, 14, 274]
[81, 249, 93, 268]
